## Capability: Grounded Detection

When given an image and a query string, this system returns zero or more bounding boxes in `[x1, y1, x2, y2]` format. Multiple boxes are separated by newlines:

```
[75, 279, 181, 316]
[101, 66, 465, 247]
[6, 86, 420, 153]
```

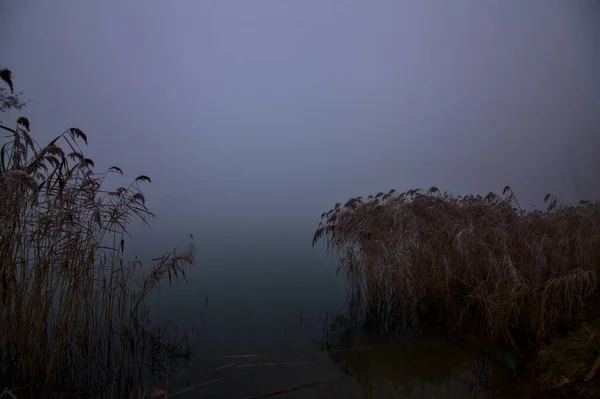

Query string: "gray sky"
[1, 0, 599, 241]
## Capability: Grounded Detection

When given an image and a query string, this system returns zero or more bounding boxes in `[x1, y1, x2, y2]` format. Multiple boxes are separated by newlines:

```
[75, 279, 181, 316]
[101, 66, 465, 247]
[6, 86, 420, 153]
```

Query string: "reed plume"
[0, 69, 195, 397]
[314, 186, 599, 345]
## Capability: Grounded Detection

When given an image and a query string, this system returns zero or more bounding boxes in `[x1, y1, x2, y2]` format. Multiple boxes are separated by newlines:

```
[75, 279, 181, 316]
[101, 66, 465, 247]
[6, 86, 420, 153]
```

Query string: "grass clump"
[0, 68, 195, 397]
[538, 320, 600, 387]
[313, 186, 600, 346]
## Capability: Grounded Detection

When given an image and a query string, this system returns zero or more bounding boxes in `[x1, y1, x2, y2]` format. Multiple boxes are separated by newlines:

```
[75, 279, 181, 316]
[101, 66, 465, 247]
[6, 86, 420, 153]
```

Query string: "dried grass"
[0, 71, 195, 396]
[313, 186, 600, 345]
[537, 319, 600, 387]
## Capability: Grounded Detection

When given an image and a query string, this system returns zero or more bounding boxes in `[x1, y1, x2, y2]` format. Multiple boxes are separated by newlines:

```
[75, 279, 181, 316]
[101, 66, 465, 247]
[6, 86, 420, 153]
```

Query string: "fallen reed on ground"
[0, 69, 195, 397]
[313, 186, 600, 346]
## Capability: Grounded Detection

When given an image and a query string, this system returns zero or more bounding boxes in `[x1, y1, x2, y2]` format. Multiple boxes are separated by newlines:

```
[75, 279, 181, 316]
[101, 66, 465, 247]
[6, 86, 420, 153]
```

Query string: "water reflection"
[324, 341, 518, 399]
[137, 319, 519, 398]
[132, 231, 520, 398]
[314, 298, 520, 399]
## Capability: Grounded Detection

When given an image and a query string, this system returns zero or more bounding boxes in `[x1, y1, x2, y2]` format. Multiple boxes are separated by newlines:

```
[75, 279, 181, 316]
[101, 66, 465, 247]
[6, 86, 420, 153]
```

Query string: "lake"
[133, 223, 519, 399]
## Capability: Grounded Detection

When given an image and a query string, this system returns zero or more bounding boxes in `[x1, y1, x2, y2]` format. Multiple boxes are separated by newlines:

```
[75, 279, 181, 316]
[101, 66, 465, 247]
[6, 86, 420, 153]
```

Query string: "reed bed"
[0, 69, 195, 397]
[313, 186, 600, 346]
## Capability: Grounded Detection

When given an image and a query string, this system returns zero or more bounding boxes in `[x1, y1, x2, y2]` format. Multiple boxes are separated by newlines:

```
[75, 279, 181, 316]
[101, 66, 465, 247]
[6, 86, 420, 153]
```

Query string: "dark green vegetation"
[314, 187, 600, 397]
[0, 69, 195, 397]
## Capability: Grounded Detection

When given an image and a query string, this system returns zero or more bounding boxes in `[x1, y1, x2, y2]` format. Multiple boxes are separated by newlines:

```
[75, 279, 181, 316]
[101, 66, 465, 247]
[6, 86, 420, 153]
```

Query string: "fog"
[1, 0, 599, 247]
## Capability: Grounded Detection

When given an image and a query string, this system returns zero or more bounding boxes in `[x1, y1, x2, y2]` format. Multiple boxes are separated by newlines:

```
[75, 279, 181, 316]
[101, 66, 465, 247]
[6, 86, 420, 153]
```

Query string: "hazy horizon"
[1, 0, 599, 245]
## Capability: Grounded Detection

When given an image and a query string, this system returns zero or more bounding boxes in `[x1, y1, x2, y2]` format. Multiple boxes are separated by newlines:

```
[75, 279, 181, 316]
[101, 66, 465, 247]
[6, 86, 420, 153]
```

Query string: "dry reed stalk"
[0, 70, 195, 397]
[314, 186, 600, 345]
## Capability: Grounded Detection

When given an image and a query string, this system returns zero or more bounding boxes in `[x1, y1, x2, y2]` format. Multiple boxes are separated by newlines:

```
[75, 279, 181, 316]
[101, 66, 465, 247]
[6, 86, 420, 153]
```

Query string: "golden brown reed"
[0, 70, 195, 397]
[313, 186, 599, 346]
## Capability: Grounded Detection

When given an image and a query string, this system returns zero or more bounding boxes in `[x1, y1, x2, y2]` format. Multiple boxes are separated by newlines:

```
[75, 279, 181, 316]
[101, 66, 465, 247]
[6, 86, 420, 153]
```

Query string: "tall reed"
[0, 69, 195, 397]
[314, 186, 600, 345]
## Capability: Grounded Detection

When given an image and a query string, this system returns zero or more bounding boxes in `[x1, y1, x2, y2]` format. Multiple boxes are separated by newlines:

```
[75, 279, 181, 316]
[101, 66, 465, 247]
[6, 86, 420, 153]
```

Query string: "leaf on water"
[0, 69, 13, 93]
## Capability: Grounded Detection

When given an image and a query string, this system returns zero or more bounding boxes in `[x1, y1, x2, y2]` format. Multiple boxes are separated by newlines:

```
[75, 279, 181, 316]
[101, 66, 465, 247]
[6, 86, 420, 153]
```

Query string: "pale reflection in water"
[146, 326, 518, 398]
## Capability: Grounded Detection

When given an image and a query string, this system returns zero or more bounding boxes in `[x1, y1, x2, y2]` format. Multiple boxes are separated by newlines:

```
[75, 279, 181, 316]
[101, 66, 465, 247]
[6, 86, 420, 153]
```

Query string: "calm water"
[132, 224, 518, 399]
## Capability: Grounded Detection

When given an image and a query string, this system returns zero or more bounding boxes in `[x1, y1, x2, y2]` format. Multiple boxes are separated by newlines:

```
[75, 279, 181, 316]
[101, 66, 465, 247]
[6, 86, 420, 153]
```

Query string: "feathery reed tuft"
[0, 69, 195, 397]
[314, 186, 600, 345]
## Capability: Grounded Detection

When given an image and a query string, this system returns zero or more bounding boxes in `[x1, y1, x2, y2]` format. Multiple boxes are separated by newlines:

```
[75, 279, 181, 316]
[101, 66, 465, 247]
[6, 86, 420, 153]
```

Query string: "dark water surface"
[132, 224, 517, 399]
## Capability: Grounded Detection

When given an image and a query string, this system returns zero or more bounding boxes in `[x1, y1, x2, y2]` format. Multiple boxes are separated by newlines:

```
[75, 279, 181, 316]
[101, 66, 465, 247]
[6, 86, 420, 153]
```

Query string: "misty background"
[1, 1, 599, 237]
[1, 0, 599, 347]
